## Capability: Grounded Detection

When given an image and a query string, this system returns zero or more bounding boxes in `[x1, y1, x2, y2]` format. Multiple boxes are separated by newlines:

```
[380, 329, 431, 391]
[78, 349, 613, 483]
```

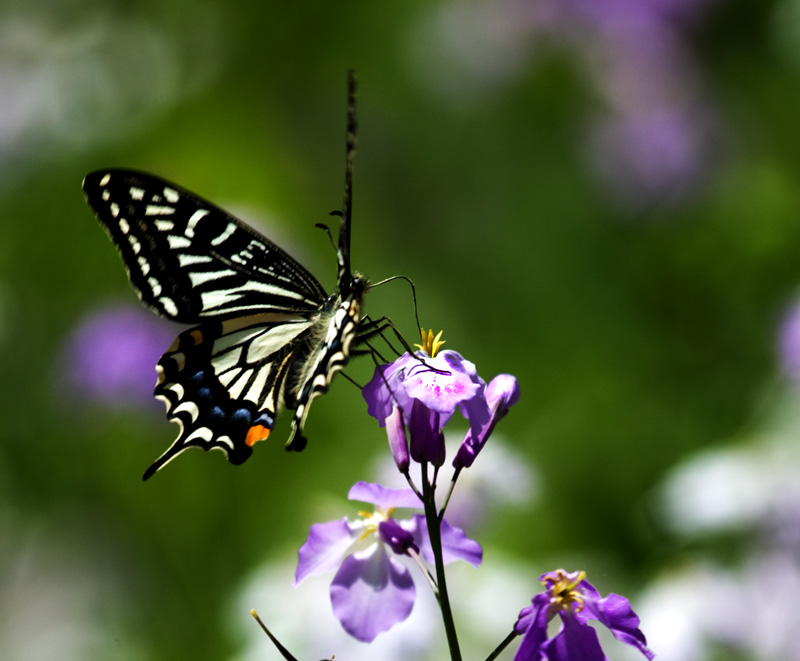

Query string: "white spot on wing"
[174, 400, 200, 422]
[167, 235, 192, 249]
[119, 218, 130, 234]
[164, 381, 185, 399]
[188, 269, 238, 287]
[146, 205, 175, 216]
[127, 234, 141, 254]
[186, 209, 209, 238]
[211, 345, 243, 375]
[201, 288, 243, 309]
[247, 365, 270, 404]
[155, 220, 175, 231]
[227, 373, 250, 400]
[210, 222, 237, 246]
[110, 202, 120, 218]
[159, 296, 179, 316]
[100, 174, 111, 186]
[129, 187, 144, 200]
[216, 435, 234, 450]
[186, 427, 213, 443]
[178, 254, 213, 267]
[148, 276, 162, 297]
[218, 370, 240, 388]
[163, 187, 179, 203]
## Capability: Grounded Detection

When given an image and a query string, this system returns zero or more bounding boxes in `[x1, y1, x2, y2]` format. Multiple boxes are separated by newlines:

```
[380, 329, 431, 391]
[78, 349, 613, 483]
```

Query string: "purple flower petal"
[294, 518, 355, 585]
[362, 364, 397, 425]
[330, 545, 416, 642]
[403, 351, 483, 420]
[454, 374, 520, 469]
[412, 514, 482, 567]
[514, 594, 551, 660]
[362, 354, 417, 425]
[408, 399, 445, 466]
[385, 405, 410, 472]
[584, 589, 654, 659]
[347, 481, 421, 510]
[542, 614, 606, 661]
[378, 519, 418, 556]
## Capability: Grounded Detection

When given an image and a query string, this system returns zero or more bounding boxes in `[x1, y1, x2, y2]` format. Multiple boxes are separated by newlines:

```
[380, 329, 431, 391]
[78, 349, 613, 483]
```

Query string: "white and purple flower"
[294, 481, 482, 643]
[362, 330, 519, 474]
[514, 569, 654, 661]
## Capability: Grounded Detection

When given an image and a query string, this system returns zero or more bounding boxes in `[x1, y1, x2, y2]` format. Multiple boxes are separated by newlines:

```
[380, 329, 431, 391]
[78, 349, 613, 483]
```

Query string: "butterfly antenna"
[368, 274, 424, 335]
[337, 70, 357, 290]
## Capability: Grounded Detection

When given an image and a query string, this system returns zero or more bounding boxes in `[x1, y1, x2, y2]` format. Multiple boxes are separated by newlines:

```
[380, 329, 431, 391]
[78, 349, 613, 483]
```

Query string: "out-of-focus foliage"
[2, 0, 799, 659]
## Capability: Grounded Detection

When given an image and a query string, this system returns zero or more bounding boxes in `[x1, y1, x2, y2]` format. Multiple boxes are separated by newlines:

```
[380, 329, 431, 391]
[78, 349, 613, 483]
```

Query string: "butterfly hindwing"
[144, 313, 318, 479]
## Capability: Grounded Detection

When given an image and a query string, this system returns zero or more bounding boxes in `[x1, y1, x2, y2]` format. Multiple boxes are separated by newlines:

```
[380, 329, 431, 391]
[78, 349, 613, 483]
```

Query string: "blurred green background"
[3, 0, 800, 659]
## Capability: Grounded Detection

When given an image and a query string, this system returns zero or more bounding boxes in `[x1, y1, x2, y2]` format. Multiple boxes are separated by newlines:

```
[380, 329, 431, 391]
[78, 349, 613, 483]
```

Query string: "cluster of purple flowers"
[291, 330, 653, 660]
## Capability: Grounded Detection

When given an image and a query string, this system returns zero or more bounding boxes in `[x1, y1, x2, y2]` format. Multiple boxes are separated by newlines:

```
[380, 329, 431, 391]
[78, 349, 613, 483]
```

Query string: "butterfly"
[82, 73, 367, 480]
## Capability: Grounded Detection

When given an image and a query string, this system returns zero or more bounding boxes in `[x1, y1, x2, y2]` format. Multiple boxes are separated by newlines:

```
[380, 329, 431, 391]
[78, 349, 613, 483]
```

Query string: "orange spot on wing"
[245, 424, 270, 447]
[190, 329, 203, 345]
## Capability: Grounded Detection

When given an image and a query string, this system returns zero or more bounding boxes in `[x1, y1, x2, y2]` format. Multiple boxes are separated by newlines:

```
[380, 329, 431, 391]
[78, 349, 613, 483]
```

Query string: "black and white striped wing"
[147, 313, 319, 480]
[82, 169, 327, 322]
[82, 169, 334, 479]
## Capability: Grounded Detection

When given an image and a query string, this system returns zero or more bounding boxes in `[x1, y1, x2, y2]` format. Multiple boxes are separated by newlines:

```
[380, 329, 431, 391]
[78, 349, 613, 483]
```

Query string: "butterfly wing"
[146, 313, 319, 479]
[82, 169, 327, 321]
[83, 170, 332, 479]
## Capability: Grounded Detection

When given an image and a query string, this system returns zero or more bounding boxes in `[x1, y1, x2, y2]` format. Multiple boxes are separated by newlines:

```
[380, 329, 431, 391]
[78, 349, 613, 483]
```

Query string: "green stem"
[484, 629, 518, 661]
[422, 465, 462, 661]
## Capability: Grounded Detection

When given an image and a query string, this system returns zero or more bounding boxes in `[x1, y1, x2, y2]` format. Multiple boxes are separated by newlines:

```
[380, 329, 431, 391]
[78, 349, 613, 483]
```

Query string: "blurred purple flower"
[587, 108, 713, 208]
[779, 302, 800, 382]
[514, 568, 654, 661]
[556, 0, 719, 208]
[60, 303, 174, 410]
[416, 0, 720, 208]
[294, 481, 482, 643]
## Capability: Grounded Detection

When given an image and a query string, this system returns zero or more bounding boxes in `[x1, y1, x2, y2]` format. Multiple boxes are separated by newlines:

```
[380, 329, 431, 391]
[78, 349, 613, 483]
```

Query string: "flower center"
[357, 506, 394, 541]
[541, 569, 587, 614]
[415, 329, 446, 357]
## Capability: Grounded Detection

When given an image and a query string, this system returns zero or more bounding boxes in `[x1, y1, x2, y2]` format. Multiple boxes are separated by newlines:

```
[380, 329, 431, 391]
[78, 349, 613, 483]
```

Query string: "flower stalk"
[421, 462, 462, 661]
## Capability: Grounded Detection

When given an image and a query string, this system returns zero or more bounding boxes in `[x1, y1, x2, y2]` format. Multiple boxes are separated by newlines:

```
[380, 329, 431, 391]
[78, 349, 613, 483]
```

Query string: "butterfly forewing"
[83, 170, 327, 322]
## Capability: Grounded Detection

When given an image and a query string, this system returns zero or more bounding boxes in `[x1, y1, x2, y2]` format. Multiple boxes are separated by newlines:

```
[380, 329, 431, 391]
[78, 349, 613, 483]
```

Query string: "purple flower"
[294, 481, 482, 642]
[59, 303, 174, 410]
[514, 569, 654, 661]
[363, 335, 496, 469]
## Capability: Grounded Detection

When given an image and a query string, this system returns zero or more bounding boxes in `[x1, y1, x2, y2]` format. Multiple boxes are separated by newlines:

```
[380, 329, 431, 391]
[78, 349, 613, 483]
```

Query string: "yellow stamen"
[414, 329, 446, 357]
[356, 507, 394, 542]
[542, 569, 587, 613]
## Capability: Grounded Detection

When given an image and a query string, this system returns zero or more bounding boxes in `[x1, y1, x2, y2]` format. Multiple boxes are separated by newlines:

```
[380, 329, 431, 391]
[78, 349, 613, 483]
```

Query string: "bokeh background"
[2, 0, 800, 659]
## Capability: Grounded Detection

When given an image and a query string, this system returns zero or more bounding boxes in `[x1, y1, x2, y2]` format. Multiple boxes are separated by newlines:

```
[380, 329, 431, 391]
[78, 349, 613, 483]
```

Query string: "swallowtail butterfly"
[83, 73, 366, 480]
